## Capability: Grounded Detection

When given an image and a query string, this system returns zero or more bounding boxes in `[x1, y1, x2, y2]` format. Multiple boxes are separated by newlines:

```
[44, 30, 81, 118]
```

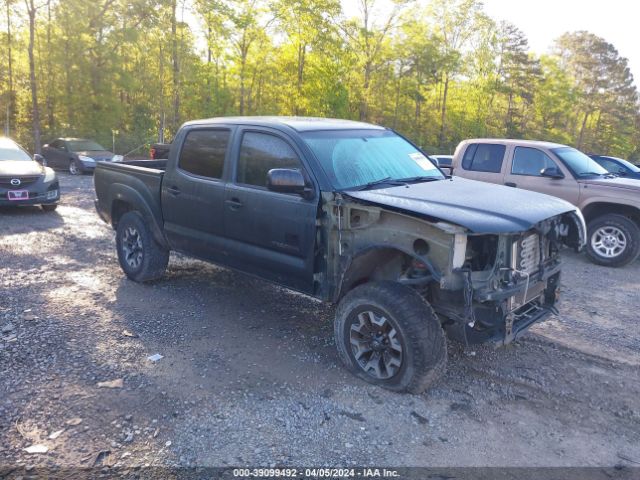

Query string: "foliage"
[0, 0, 638, 159]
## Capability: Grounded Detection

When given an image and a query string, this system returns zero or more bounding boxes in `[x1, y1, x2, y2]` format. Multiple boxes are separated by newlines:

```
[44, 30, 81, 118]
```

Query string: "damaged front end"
[320, 189, 586, 347]
[432, 211, 586, 345]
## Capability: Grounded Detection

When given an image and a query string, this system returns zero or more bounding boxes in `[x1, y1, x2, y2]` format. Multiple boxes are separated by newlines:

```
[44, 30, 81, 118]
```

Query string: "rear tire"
[116, 211, 169, 282]
[335, 281, 447, 393]
[41, 204, 58, 212]
[586, 214, 640, 267]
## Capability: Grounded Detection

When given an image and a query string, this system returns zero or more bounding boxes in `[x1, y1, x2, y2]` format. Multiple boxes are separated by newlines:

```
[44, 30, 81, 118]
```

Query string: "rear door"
[456, 143, 508, 185]
[503, 146, 580, 205]
[223, 128, 318, 293]
[161, 127, 234, 262]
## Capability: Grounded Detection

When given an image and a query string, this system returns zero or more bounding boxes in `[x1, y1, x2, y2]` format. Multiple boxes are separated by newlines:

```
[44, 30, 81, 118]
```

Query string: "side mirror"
[34, 153, 46, 166]
[541, 166, 564, 179]
[267, 169, 310, 197]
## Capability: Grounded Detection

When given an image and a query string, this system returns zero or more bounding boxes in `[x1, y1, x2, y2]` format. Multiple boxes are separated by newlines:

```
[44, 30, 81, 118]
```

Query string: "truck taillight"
[150, 148, 156, 159]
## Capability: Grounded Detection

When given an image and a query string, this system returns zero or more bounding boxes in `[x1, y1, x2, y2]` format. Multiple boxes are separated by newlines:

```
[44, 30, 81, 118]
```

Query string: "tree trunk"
[237, 28, 250, 116]
[5, 0, 14, 135]
[159, 43, 165, 142]
[439, 72, 450, 147]
[295, 42, 306, 115]
[45, 0, 54, 132]
[171, 0, 180, 132]
[359, 61, 371, 121]
[26, 0, 41, 153]
[577, 111, 590, 149]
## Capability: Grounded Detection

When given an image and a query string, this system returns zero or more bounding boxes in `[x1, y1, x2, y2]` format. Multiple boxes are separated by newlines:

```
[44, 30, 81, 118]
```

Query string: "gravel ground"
[1, 172, 639, 470]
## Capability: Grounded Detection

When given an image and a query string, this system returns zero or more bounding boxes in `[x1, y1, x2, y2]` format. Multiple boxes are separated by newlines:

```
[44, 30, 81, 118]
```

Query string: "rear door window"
[236, 132, 303, 188]
[511, 147, 558, 176]
[461, 143, 506, 173]
[178, 129, 230, 179]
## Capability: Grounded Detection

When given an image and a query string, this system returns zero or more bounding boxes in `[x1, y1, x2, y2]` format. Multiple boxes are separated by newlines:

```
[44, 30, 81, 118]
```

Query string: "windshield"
[0, 138, 32, 161]
[301, 129, 443, 190]
[67, 140, 106, 152]
[615, 158, 640, 173]
[552, 147, 609, 177]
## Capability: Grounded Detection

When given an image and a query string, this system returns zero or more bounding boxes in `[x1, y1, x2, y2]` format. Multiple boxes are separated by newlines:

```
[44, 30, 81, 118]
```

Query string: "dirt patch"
[1, 173, 639, 468]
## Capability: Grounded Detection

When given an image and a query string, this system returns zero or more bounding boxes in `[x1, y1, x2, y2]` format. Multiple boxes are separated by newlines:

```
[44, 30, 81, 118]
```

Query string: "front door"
[42, 140, 69, 169]
[161, 127, 233, 262]
[223, 129, 318, 293]
[503, 146, 580, 205]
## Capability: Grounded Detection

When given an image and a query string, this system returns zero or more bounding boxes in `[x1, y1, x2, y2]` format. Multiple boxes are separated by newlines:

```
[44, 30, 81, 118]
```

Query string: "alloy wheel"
[349, 310, 403, 380]
[591, 225, 627, 258]
[122, 227, 144, 269]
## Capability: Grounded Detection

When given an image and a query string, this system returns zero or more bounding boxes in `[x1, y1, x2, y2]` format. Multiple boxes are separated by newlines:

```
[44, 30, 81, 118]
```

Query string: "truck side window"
[512, 147, 557, 176]
[178, 129, 230, 179]
[237, 132, 303, 188]
[461, 143, 505, 173]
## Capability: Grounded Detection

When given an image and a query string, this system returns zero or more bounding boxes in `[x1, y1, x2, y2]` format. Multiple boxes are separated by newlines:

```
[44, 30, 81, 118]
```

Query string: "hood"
[0, 160, 44, 177]
[76, 150, 114, 161]
[345, 177, 577, 234]
[578, 176, 640, 190]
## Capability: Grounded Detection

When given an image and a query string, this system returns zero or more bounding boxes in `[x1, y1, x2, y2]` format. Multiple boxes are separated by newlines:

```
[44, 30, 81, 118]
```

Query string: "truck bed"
[94, 159, 168, 228]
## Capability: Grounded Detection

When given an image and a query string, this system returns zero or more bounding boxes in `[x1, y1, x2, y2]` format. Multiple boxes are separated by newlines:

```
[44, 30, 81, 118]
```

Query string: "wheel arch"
[108, 184, 168, 248]
[335, 245, 439, 302]
[582, 201, 640, 226]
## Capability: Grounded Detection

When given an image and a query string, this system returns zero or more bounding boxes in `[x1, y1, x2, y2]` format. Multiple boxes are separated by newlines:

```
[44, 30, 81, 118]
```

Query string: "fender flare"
[107, 183, 168, 248]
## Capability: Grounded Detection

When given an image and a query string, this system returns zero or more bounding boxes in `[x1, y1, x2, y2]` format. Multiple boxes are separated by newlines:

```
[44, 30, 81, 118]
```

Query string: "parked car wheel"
[586, 214, 640, 267]
[334, 281, 447, 393]
[69, 159, 80, 175]
[41, 204, 58, 212]
[116, 211, 169, 282]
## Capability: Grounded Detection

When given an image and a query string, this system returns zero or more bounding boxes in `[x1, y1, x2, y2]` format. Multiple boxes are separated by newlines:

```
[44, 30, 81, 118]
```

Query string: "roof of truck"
[183, 116, 387, 132]
[460, 138, 569, 149]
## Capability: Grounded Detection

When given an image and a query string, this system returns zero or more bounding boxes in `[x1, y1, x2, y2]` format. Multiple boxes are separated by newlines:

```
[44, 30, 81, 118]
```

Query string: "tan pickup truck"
[452, 139, 640, 267]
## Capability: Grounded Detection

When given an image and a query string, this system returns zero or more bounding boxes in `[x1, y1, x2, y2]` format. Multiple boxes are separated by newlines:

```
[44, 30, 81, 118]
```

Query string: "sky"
[480, 0, 640, 82]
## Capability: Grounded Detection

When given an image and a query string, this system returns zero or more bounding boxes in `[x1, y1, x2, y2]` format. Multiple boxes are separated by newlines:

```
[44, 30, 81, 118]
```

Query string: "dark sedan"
[41, 138, 123, 175]
[0, 137, 60, 211]
[589, 155, 640, 180]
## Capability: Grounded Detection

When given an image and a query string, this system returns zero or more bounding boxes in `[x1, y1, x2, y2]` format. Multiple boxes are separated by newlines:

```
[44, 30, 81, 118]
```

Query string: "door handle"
[505, 182, 517, 187]
[225, 198, 243, 210]
[167, 186, 181, 196]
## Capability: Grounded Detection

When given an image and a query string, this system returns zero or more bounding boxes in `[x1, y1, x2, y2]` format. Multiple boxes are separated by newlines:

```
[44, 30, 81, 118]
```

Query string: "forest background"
[2, 0, 638, 159]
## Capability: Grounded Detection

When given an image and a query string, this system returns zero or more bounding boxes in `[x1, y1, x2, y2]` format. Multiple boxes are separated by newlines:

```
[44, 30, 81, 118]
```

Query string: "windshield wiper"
[396, 176, 442, 184]
[349, 177, 407, 191]
[578, 172, 607, 177]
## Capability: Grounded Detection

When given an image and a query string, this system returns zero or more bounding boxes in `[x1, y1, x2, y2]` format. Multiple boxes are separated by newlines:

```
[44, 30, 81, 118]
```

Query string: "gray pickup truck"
[452, 139, 640, 267]
[94, 117, 585, 393]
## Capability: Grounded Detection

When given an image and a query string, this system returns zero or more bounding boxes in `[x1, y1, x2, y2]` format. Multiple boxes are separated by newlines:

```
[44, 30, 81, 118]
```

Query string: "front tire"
[335, 281, 447, 393]
[586, 214, 640, 267]
[116, 211, 169, 282]
[69, 159, 80, 175]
